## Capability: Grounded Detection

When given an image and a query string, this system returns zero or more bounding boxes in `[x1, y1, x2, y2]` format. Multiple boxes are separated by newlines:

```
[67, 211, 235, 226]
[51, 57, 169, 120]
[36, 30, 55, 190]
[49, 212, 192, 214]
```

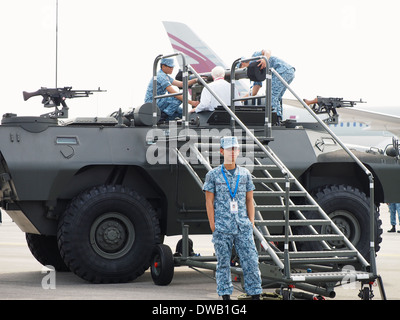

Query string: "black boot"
[222, 295, 231, 300]
[251, 294, 260, 300]
[388, 225, 396, 233]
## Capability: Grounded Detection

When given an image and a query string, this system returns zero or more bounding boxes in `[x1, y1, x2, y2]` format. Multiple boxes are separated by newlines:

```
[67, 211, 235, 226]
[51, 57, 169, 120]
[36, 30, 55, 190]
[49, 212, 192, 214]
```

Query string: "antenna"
[55, 0, 59, 87]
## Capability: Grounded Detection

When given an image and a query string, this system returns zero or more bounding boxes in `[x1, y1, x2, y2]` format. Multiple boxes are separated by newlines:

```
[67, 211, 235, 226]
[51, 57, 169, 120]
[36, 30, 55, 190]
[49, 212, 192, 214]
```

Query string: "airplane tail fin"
[162, 21, 226, 73]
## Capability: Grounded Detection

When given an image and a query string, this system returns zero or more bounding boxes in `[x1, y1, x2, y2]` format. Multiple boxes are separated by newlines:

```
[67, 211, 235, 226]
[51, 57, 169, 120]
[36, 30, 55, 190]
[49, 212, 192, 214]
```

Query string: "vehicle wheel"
[26, 233, 70, 272]
[151, 244, 174, 286]
[306, 185, 382, 261]
[57, 185, 161, 283]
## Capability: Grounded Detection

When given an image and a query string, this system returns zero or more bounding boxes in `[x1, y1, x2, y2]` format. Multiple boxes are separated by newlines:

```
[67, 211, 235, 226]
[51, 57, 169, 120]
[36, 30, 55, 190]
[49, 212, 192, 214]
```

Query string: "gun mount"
[23, 87, 106, 119]
[307, 96, 365, 124]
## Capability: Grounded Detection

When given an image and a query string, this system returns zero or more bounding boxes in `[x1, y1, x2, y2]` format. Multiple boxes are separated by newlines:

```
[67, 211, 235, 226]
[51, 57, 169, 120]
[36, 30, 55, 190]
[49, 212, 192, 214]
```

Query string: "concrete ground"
[0, 205, 398, 300]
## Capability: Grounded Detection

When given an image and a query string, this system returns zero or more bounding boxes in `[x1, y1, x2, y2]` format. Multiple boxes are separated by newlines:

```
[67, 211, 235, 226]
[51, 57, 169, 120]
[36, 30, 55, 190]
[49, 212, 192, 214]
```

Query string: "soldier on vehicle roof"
[239, 49, 295, 121]
[144, 58, 199, 122]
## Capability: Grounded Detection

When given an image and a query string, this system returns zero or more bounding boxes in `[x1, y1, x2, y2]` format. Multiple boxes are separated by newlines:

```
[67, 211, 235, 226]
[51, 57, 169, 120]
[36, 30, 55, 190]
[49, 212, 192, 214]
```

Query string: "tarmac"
[0, 205, 399, 301]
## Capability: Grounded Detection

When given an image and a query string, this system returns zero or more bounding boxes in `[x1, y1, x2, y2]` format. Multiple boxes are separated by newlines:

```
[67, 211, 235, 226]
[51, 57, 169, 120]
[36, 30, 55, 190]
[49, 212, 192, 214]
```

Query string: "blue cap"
[220, 136, 239, 149]
[161, 58, 175, 68]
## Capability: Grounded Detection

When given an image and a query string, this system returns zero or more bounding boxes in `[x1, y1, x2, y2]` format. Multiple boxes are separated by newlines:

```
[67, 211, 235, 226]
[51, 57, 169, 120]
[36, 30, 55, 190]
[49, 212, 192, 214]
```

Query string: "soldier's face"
[162, 65, 174, 75]
[221, 147, 239, 164]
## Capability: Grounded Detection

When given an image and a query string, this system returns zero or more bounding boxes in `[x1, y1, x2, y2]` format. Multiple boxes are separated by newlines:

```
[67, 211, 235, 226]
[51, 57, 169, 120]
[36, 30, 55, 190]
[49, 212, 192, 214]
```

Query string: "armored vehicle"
[0, 53, 395, 299]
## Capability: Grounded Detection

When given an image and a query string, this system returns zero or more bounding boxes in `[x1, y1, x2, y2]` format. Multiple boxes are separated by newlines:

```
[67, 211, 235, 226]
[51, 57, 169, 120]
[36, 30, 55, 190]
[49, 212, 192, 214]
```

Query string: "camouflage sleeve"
[202, 171, 215, 193]
[245, 169, 255, 192]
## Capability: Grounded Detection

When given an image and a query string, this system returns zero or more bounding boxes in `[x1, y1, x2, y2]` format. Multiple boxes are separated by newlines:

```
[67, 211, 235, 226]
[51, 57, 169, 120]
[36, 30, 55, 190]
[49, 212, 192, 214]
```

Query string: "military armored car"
[0, 56, 396, 294]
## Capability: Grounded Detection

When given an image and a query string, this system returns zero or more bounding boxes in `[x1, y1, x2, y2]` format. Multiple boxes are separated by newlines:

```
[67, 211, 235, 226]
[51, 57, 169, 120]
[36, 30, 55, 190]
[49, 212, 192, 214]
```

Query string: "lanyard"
[221, 166, 240, 200]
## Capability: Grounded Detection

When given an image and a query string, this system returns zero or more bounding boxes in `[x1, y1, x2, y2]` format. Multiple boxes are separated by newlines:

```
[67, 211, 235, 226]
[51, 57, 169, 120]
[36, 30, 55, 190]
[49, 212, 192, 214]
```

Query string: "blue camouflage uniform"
[203, 164, 262, 297]
[253, 51, 295, 117]
[144, 63, 182, 120]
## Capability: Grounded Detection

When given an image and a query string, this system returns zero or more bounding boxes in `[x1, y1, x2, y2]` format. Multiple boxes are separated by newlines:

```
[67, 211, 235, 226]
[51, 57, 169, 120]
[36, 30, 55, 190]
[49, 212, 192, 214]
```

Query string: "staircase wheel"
[151, 244, 174, 286]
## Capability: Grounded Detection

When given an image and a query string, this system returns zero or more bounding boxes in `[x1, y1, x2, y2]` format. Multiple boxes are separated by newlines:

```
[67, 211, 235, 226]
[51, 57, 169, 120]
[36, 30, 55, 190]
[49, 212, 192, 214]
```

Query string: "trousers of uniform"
[157, 96, 182, 120]
[212, 228, 262, 296]
[272, 68, 295, 117]
[389, 203, 400, 226]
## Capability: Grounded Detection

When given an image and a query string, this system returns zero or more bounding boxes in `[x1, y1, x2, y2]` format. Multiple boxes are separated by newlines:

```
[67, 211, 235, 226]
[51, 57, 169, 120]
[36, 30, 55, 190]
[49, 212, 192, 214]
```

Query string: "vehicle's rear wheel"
[296, 185, 382, 261]
[57, 185, 160, 283]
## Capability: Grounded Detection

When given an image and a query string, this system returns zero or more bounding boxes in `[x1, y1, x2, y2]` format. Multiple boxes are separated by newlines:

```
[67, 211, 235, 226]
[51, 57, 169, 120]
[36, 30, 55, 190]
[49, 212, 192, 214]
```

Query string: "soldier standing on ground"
[387, 203, 400, 233]
[203, 136, 262, 300]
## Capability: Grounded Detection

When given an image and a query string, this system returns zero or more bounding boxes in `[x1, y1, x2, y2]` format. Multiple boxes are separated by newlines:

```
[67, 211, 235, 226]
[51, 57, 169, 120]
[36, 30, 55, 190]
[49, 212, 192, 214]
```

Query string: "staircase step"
[265, 234, 344, 242]
[205, 151, 270, 158]
[253, 177, 296, 184]
[255, 204, 319, 212]
[243, 164, 280, 171]
[255, 219, 330, 227]
[289, 271, 372, 283]
[253, 191, 307, 197]
[277, 250, 359, 258]
[194, 140, 270, 148]
[286, 257, 359, 266]
[209, 164, 281, 171]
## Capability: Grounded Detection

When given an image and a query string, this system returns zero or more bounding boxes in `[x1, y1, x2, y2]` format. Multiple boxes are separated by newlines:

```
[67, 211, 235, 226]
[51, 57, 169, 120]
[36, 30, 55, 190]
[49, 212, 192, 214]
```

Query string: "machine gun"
[308, 96, 365, 124]
[23, 87, 106, 119]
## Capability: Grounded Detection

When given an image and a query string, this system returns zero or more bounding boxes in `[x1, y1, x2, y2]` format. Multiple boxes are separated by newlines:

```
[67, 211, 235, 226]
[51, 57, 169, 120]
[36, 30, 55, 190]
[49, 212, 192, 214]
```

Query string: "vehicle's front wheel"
[57, 185, 160, 283]
[26, 233, 70, 271]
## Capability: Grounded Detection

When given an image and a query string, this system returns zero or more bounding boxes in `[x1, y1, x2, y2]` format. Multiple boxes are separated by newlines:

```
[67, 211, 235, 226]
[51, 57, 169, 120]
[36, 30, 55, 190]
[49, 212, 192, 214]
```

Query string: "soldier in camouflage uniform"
[144, 58, 199, 121]
[203, 136, 262, 300]
[249, 50, 295, 119]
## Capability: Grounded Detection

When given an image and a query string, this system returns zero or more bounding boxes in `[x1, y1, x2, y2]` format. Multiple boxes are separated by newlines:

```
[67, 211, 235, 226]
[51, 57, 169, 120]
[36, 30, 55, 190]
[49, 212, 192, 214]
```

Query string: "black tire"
[305, 185, 382, 261]
[151, 244, 174, 286]
[57, 185, 161, 283]
[26, 233, 70, 272]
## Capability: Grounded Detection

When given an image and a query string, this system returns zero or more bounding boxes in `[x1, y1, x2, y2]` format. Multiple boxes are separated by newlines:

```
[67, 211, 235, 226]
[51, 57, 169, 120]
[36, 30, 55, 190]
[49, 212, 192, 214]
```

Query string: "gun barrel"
[23, 87, 106, 102]
[317, 97, 365, 109]
[194, 68, 249, 82]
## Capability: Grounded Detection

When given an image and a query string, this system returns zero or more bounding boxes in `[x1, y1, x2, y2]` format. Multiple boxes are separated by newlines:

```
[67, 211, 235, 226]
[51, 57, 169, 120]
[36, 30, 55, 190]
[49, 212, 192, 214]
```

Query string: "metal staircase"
[189, 137, 377, 299]
[151, 53, 385, 299]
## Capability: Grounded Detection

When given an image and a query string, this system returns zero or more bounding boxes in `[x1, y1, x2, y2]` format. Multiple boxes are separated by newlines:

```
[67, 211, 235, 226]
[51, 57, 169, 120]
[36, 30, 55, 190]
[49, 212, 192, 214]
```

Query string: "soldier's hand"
[257, 59, 267, 70]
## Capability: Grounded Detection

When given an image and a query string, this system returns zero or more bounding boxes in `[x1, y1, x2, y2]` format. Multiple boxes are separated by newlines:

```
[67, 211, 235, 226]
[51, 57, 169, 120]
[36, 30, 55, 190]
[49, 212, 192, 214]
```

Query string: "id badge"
[230, 200, 239, 214]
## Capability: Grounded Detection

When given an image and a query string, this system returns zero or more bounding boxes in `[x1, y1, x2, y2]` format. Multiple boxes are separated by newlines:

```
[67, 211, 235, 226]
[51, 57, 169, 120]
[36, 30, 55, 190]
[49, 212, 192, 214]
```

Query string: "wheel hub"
[101, 221, 125, 246]
[90, 213, 135, 259]
[323, 210, 361, 248]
